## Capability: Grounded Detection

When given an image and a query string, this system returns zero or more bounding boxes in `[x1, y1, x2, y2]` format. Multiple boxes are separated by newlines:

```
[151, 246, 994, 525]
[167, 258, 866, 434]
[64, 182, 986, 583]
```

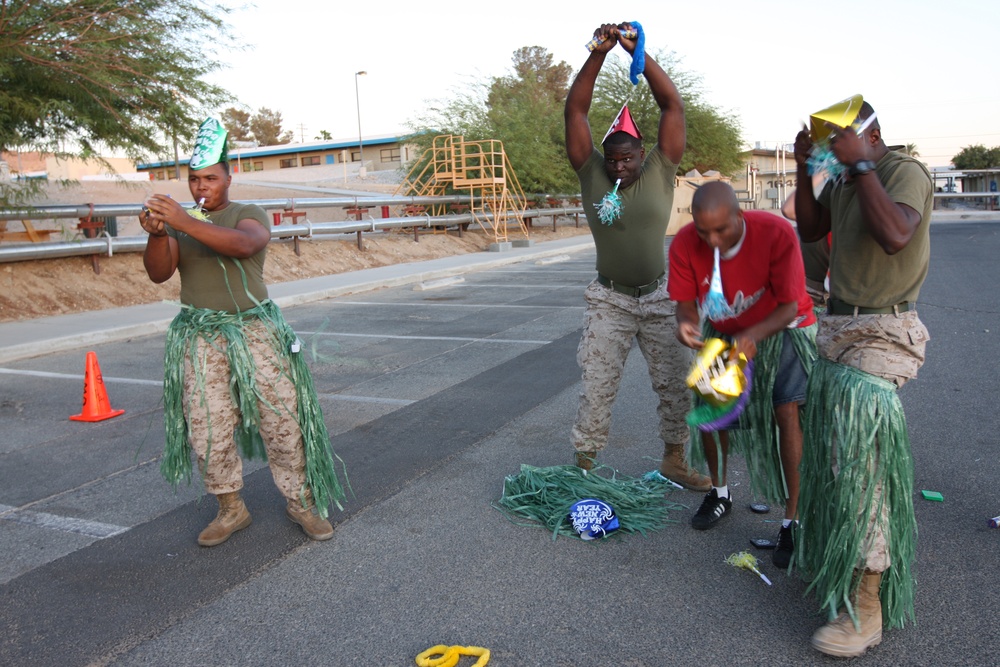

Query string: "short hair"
[692, 181, 739, 216]
[190, 161, 230, 176]
[858, 101, 880, 131]
[602, 131, 642, 151]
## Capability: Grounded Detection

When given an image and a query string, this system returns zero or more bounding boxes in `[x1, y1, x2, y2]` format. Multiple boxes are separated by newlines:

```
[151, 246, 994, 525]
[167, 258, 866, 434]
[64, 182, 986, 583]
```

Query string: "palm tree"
[905, 143, 920, 158]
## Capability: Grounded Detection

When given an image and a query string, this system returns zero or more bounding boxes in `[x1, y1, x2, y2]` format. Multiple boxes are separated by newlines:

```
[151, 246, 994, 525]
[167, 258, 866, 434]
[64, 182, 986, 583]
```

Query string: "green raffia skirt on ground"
[690, 322, 817, 507]
[796, 358, 916, 630]
[494, 464, 686, 540]
[159, 300, 348, 518]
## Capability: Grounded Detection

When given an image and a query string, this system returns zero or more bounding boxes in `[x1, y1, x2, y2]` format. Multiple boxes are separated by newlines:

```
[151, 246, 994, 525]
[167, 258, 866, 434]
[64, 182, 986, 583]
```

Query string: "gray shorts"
[772, 329, 808, 406]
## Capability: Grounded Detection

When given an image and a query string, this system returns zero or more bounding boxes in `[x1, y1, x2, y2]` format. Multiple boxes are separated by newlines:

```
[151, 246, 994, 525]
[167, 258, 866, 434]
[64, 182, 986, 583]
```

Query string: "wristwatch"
[848, 160, 877, 177]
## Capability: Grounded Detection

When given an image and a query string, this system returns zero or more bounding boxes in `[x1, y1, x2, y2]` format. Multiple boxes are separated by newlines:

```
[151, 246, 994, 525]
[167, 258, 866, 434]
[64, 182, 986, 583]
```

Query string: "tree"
[249, 107, 293, 146]
[407, 46, 579, 194]
[0, 0, 234, 207]
[952, 144, 1000, 170]
[904, 143, 920, 158]
[315, 130, 333, 140]
[406, 45, 744, 196]
[590, 50, 743, 176]
[221, 108, 254, 143]
[484, 47, 575, 193]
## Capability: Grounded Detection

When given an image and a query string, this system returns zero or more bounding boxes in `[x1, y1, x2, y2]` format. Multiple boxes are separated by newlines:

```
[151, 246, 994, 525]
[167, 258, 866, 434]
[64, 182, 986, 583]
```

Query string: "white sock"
[782, 519, 798, 529]
[714, 485, 729, 498]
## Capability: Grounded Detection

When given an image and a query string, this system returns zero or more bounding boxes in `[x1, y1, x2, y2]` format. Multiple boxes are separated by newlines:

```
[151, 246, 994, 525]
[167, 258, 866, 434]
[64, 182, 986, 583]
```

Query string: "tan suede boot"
[574, 451, 596, 471]
[811, 570, 883, 657]
[659, 443, 711, 491]
[286, 501, 335, 541]
[197, 491, 252, 547]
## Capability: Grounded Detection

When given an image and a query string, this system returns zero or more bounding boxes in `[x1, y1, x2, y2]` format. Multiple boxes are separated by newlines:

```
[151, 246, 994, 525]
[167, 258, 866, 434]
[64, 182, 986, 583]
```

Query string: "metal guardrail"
[0, 205, 585, 264]
[0, 195, 473, 222]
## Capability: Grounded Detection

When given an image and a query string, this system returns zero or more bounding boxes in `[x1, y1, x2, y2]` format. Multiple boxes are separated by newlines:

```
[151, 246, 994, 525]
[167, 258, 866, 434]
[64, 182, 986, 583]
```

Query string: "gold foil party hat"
[809, 94, 864, 143]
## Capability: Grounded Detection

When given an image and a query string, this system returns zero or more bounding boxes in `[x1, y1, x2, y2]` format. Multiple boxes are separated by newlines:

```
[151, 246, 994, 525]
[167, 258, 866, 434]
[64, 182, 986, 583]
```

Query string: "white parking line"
[334, 301, 580, 310]
[297, 331, 551, 345]
[316, 393, 415, 406]
[0, 368, 161, 385]
[0, 504, 127, 539]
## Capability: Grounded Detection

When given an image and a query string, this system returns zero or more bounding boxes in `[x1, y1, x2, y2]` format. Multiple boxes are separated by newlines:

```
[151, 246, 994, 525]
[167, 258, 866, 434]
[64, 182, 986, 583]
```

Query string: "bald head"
[692, 181, 740, 217]
[691, 181, 744, 253]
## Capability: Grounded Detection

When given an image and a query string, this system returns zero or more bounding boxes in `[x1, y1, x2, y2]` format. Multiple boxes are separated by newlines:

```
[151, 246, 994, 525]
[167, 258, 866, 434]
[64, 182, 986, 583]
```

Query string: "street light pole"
[355, 70, 367, 178]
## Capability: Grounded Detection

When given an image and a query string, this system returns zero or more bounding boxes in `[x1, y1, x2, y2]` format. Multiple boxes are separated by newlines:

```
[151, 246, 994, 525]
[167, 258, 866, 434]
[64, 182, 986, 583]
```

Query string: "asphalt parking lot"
[0, 223, 996, 666]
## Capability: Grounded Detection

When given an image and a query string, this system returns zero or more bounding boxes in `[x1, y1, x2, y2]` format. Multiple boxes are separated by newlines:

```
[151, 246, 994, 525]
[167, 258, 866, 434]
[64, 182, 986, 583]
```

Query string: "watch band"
[849, 160, 877, 177]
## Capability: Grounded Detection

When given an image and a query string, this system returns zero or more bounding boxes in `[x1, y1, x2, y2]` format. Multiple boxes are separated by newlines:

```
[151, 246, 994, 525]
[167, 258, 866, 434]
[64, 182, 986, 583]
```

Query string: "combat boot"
[198, 491, 252, 547]
[659, 443, 711, 491]
[811, 569, 883, 657]
[286, 500, 335, 541]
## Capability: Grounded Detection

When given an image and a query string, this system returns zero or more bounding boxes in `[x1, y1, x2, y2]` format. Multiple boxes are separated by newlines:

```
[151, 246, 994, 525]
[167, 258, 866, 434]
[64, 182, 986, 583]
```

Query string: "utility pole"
[355, 71, 367, 177]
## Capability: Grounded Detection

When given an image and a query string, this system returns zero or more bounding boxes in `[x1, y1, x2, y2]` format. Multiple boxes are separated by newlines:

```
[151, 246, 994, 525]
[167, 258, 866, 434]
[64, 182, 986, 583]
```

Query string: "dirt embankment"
[0, 176, 589, 322]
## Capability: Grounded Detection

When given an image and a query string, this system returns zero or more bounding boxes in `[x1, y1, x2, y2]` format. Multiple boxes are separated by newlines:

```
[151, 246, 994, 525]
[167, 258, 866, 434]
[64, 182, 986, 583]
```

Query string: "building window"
[279, 158, 298, 169]
[301, 156, 321, 166]
[350, 150, 361, 162]
[155, 171, 164, 180]
[380, 148, 401, 163]
[253, 161, 264, 171]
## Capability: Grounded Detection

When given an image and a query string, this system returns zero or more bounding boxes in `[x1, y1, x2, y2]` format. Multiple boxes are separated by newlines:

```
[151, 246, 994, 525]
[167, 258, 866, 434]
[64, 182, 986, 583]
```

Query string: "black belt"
[828, 298, 912, 315]
[596, 273, 664, 298]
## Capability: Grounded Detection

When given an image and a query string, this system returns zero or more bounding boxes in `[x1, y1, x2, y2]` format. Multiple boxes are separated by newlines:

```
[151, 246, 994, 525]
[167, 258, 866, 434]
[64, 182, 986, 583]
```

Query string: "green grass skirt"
[690, 323, 817, 507]
[160, 300, 348, 518]
[796, 358, 916, 629]
[495, 464, 686, 540]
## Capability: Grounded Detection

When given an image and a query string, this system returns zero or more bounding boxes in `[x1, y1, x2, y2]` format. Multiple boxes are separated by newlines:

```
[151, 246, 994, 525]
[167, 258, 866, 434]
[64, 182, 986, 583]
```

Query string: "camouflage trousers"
[183, 318, 307, 500]
[816, 309, 929, 571]
[571, 280, 690, 455]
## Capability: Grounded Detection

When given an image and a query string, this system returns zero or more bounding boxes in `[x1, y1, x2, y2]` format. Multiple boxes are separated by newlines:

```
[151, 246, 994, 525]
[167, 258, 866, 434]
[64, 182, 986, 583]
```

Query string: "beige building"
[137, 134, 413, 181]
[729, 144, 797, 212]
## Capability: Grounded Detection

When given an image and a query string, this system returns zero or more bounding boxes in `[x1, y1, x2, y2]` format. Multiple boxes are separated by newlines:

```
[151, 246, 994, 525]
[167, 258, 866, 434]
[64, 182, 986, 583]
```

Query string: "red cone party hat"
[602, 103, 643, 143]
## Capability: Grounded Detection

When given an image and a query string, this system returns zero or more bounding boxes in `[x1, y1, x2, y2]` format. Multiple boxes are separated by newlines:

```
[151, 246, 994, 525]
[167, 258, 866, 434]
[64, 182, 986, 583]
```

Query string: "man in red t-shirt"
[668, 181, 817, 568]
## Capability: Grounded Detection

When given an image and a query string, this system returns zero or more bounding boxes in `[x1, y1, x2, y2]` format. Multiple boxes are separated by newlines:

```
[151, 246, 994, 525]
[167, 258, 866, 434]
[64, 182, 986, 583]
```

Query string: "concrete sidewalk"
[0, 235, 594, 363]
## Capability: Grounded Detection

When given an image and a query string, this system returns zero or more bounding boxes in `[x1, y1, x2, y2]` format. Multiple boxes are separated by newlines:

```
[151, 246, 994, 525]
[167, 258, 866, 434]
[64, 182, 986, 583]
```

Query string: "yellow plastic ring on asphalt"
[415, 644, 490, 667]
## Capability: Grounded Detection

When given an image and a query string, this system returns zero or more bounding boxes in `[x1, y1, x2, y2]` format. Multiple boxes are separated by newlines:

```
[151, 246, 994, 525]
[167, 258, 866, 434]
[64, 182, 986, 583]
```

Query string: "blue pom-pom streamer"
[596, 178, 623, 225]
[807, 143, 846, 183]
[701, 246, 736, 321]
[629, 21, 645, 85]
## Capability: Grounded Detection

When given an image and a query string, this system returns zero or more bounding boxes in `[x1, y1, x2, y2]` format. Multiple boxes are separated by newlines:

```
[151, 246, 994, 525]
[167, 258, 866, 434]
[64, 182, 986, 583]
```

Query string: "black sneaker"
[772, 524, 794, 569]
[691, 489, 732, 530]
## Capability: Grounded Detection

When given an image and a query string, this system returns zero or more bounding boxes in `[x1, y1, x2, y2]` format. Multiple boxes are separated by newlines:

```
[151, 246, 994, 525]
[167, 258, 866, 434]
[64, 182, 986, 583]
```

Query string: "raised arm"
[616, 24, 685, 165]
[140, 207, 179, 283]
[825, 124, 922, 255]
[793, 128, 831, 243]
[565, 25, 619, 171]
[145, 194, 270, 260]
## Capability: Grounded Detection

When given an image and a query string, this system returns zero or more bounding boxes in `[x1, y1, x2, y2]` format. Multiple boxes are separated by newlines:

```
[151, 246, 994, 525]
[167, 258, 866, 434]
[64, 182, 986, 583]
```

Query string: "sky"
[208, 0, 1000, 169]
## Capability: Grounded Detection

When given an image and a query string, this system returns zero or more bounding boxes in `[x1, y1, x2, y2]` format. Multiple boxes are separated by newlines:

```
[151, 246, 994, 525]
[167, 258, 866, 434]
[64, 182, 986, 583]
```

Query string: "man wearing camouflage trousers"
[563, 22, 707, 490]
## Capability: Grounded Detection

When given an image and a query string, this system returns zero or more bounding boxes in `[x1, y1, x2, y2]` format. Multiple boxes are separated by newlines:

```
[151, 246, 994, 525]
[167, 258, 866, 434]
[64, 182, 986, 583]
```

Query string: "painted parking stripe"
[334, 300, 580, 310]
[296, 331, 551, 345]
[0, 504, 127, 539]
[0, 368, 161, 385]
[316, 393, 414, 406]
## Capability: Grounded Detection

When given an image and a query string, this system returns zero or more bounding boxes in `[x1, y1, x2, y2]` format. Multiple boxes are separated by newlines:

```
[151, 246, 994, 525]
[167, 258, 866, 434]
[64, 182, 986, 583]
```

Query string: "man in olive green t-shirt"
[141, 157, 342, 547]
[792, 101, 932, 658]
[563, 22, 707, 491]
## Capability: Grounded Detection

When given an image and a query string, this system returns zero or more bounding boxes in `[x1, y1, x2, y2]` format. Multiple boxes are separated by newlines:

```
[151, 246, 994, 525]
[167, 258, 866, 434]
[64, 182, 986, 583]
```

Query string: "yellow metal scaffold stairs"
[394, 135, 529, 243]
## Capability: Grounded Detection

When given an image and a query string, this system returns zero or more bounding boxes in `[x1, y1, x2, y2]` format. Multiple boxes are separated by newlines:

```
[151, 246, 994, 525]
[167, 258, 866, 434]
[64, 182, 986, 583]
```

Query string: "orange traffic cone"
[70, 351, 125, 422]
